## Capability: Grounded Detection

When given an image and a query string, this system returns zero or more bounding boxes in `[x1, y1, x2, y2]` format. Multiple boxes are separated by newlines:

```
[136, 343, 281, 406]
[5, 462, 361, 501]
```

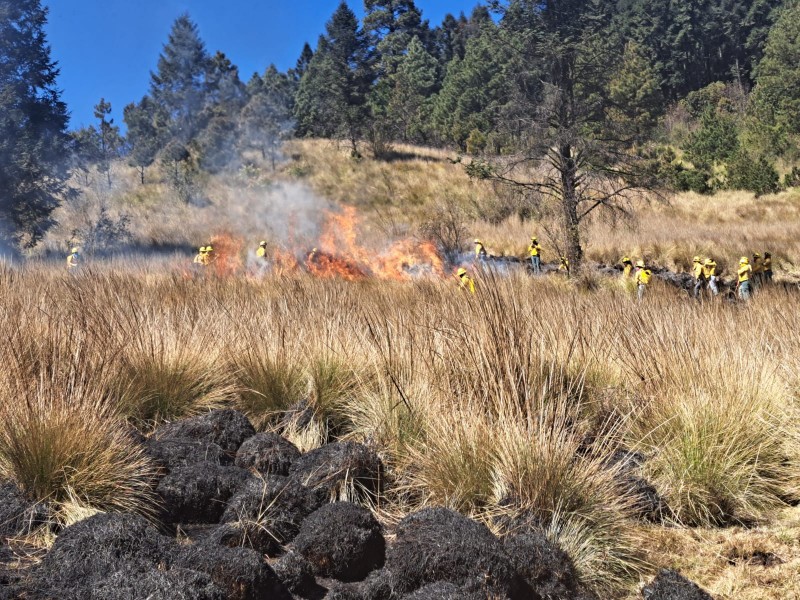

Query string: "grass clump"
[232, 348, 306, 430]
[0, 325, 156, 518]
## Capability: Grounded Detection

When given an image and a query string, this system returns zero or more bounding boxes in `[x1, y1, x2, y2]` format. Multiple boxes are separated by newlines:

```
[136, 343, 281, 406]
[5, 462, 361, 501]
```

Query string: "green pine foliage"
[0, 0, 71, 248]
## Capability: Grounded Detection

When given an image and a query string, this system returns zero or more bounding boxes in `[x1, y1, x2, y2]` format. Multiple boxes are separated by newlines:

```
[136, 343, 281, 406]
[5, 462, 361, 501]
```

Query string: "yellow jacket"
[193, 253, 205, 264]
[622, 263, 633, 278]
[702, 261, 716, 278]
[256, 246, 267, 258]
[528, 243, 541, 257]
[636, 268, 652, 285]
[692, 262, 703, 279]
[460, 275, 476, 294]
[738, 264, 752, 283]
[66, 254, 79, 269]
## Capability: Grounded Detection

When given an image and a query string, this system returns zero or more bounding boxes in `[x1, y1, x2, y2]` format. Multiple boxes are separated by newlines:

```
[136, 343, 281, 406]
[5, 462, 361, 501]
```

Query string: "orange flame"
[195, 207, 445, 282]
[209, 232, 244, 277]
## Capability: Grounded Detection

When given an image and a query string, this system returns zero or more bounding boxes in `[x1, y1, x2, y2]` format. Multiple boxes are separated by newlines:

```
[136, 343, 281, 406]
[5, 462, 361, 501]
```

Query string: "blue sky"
[44, 0, 482, 130]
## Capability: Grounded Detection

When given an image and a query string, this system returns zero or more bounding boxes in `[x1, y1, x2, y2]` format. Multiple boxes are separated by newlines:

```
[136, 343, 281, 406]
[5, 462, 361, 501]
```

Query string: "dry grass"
[6, 140, 800, 597]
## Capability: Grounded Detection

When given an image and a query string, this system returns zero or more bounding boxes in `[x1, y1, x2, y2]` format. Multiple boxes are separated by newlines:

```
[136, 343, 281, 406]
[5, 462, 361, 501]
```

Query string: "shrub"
[728, 152, 781, 196]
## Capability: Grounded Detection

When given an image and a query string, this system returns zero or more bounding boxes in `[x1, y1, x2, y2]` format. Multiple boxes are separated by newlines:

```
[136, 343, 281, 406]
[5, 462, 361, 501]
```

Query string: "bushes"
[728, 152, 781, 196]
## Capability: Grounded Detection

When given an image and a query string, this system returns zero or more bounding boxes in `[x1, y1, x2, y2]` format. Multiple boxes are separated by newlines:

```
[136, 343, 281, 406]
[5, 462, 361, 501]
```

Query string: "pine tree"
[123, 97, 161, 184]
[291, 43, 314, 82]
[387, 36, 440, 143]
[431, 23, 510, 150]
[93, 98, 123, 187]
[607, 42, 664, 140]
[0, 0, 71, 248]
[294, 3, 373, 155]
[240, 65, 294, 169]
[149, 14, 210, 143]
[466, 0, 664, 271]
[749, 1, 800, 157]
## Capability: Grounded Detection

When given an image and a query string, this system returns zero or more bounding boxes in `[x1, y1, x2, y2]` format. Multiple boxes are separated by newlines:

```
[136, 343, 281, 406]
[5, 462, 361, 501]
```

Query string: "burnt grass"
[0, 409, 707, 599]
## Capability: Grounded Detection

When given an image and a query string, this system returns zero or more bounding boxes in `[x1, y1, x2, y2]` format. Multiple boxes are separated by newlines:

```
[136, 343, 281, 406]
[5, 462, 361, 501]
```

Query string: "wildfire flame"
[199, 206, 445, 281]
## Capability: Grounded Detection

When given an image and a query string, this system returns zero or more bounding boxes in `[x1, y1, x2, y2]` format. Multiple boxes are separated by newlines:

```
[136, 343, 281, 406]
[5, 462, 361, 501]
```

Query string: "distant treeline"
[110, 0, 800, 193]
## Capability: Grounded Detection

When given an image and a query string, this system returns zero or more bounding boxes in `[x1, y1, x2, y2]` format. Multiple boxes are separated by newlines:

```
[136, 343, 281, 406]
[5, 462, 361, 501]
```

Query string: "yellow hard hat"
[474, 239, 481, 244]
[457, 267, 467, 277]
[531, 236, 538, 242]
[71, 247, 79, 254]
[622, 256, 631, 264]
[259, 241, 266, 246]
[636, 260, 645, 268]
[693, 256, 700, 263]
[206, 245, 213, 252]
[703, 258, 713, 265]
[199, 246, 206, 252]
[740, 256, 749, 264]
[753, 252, 761, 258]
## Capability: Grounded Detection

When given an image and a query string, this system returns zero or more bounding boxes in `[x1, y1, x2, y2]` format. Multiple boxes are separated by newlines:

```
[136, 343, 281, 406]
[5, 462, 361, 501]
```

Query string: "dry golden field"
[3, 141, 800, 599]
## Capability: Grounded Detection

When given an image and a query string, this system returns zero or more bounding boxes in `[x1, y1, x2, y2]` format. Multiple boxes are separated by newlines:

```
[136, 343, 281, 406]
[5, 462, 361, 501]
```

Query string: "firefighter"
[558, 256, 570, 277]
[702, 258, 718, 297]
[621, 256, 633, 278]
[66, 247, 80, 270]
[204, 245, 214, 265]
[635, 260, 652, 302]
[692, 256, 706, 299]
[457, 267, 476, 294]
[737, 257, 753, 300]
[193, 246, 207, 265]
[752, 252, 764, 287]
[763, 251, 773, 284]
[256, 240, 267, 259]
[528, 237, 542, 274]
[474, 239, 487, 261]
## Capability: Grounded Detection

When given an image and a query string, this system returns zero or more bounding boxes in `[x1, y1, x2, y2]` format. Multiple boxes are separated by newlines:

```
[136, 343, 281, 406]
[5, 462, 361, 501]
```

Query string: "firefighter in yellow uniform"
[703, 258, 718, 297]
[457, 267, 476, 294]
[635, 260, 651, 302]
[737, 257, 753, 300]
[474, 239, 487, 262]
[528, 237, 542, 274]
[692, 256, 706, 299]
[193, 246, 207, 265]
[763, 252, 773, 284]
[752, 252, 764, 287]
[621, 257, 633, 278]
[558, 256, 570, 277]
[66, 247, 79, 270]
[204, 245, 214, 265]
[256, 241, 267, 259]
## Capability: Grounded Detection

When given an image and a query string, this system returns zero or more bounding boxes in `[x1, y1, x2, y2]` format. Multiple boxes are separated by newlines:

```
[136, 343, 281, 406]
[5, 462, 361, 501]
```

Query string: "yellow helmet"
[636, 260, 645, 268]
[693, 256, 701, 263]
[457, 267, 467, 277]
[206, 245, 213, 252]
[199, 246, 206, 252]
[259, 240, 266, 246]
[71, 247, 79, 254]
[753, 252, 761, 258]
[740, 256, 749, 264]
[703, 258, 713, 265]
[474, 239, 482, 244]
[531, 236, 538, 242]
[622, 256, 631, 264]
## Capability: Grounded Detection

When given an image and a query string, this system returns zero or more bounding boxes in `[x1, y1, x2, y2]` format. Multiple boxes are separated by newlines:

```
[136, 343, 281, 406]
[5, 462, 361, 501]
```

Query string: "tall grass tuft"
[0, 319, 157, 517]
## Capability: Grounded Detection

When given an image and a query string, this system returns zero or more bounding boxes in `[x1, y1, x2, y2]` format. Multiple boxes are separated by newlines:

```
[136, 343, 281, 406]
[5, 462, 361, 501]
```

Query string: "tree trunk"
[559, 143, 583, 272]
[139, 166, 145, 185]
